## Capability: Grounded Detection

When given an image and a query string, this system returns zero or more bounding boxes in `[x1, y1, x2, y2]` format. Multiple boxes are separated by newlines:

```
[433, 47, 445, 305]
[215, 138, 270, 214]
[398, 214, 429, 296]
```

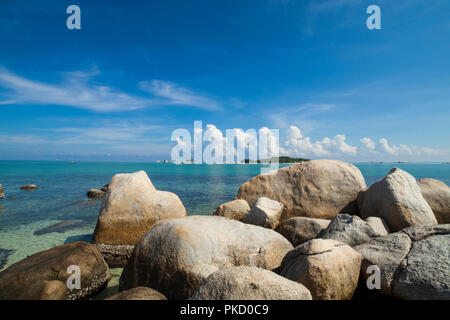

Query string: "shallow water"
[0, 161, 449, 269]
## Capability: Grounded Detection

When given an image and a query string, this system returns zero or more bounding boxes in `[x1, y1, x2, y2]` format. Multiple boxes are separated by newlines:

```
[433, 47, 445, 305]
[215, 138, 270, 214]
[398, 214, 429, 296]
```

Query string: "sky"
[0, 0, 449, 162]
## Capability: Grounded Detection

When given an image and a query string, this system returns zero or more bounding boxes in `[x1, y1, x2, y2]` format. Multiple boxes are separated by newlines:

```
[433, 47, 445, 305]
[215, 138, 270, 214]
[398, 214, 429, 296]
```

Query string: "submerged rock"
[34, 220, 88, 236]
[242, 197, 284, 229]
[107, 287, 167, 300]
[355, 224, 450, 300]
[417, 178, 450, 224]
[276, 217, 330, 247]
[0, 241, 111, 300]
[93, 171, 187, 266]
[213, 199, 250, 220]
[236, 160, 366, 221]
[0, 248, 15, 270]
[20, 184, 38, 190]
[190, 266, 312, 300]
[358, 168, 437, 232]
[119, 215, 293, 299]
[280, 239, 362, 300]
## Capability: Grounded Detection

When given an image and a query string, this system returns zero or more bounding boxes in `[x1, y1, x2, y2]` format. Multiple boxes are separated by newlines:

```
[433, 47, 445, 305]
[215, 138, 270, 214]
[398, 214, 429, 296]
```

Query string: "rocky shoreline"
[0, 159, 449, 300]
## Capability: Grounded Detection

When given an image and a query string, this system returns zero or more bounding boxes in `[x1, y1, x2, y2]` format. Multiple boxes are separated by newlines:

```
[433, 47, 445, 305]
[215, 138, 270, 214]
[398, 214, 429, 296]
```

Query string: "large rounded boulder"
[355, 224, 450, 300]
[280, 239, 362, 300]
[236, 160, 366, 221]
[213, 199, 250, 221]
[93, 171, 187, 266]
[190, 266, 312, 300]
[417, 178, 450, 224]
[119, 216, 293, 299]
[358, 168, 437, 232]
[0, 241, 110, 300]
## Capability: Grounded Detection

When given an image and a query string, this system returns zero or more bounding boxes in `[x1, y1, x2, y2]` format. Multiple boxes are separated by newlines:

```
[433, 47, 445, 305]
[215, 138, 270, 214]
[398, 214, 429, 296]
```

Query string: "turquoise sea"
[0, 161, 449, 270]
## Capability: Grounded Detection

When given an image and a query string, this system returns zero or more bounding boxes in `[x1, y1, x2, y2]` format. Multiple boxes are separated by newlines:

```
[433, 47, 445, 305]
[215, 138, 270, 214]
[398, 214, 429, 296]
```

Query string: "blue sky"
[0, 0, 449, 161]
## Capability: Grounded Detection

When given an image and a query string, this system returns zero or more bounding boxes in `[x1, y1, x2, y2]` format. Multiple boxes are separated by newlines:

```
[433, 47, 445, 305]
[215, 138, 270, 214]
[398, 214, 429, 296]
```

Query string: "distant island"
[243, 156, 310, 164]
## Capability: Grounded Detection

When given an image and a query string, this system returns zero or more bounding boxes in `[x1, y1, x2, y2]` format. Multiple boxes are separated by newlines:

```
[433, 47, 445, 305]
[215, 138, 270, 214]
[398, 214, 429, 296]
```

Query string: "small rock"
[106, 287, 167, 300]
[87, 189, 105, 198]
[242, 197, 284, 229]
[365, 217, 389, 236]
[0, 184, 5, 199]
[213, 199, 250, 220]
[20, 184, 38, 190]
[0, 248, 15, 270]
[417, 178, 450, 224]
[190, 266, 312, 300]
[276, 217, 330, 247]
[280, 239, 362, 300]
[101, 184, 109, 192]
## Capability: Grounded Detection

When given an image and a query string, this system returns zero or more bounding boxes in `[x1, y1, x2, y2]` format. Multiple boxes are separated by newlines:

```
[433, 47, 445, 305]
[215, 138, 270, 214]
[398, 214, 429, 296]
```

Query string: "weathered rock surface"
[87, 189, 105, 198]
[190, 266, 312, 300]
[275, 217, 330, 247]
[119, 216, 293, 299]
[18, 280, 67, 300]
[355, 224, 450, 300]
[418, 178, 450, 224]
[242, 197, 284, 229]
[0, 241, 111, 300]
[20, 184, 38, 190]
[107, 286, 167, 300]
[358, 168, 437, 232]
[365, 217, 390, 236]
[318, 214, 387, 247]
[34, 220, 88, 236]
[0, 248, 15, 270]
[280, 239, 362, 300]
[0, 184, 4, 199]
[94, 171, 187, 246]
[213, 199, 250, 221]
[236, 160, 366, 221]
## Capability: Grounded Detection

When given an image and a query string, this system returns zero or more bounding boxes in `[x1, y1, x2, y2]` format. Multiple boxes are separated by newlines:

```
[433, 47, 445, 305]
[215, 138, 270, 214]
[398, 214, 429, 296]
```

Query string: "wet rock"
[20, 184, 38, 190]
[0, 184, 5, 199]
[87, 189, 105, 198]
[0, 241, 111, 300]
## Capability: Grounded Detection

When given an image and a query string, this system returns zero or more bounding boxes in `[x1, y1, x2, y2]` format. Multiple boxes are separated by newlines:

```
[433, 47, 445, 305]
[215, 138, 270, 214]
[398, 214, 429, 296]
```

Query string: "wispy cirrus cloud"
[0, 68, 221, 112]
[139, 80, 221, 111]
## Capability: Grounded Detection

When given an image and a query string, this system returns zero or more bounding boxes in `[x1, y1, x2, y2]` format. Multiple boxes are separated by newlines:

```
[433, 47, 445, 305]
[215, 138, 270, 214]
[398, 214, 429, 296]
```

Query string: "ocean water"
[0, 161, 449, 270]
